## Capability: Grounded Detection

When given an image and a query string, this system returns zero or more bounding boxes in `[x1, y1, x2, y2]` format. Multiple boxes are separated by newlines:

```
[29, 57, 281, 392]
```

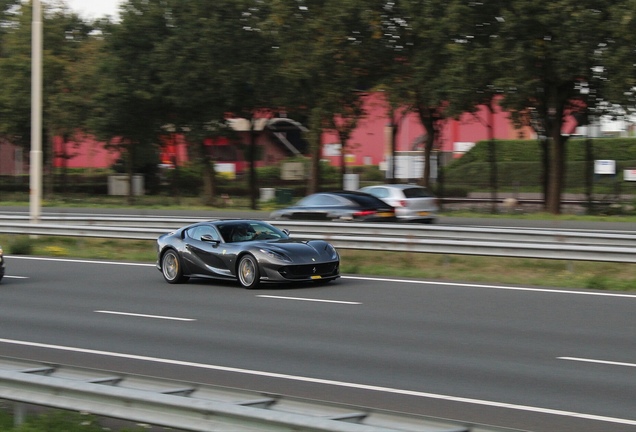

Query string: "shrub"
[10, 237, 34, 255]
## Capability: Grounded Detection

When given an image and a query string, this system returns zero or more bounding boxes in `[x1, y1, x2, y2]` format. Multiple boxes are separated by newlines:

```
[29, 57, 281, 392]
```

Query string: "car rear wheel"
[162, 249, 188, 284]
[238, 254, 260, 289]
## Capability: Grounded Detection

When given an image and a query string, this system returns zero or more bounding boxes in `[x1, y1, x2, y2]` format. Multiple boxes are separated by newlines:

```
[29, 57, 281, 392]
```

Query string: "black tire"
[161, 249, 188, 284]
[237, 255, 260, 289]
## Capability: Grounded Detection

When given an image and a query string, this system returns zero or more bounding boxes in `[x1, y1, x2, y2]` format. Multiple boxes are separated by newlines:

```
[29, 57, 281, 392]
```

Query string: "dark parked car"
[270, 190, 396, 222]
[0, 244, 4, 282]
[359, 184, 439, 223]
[156, 219, 340, 289]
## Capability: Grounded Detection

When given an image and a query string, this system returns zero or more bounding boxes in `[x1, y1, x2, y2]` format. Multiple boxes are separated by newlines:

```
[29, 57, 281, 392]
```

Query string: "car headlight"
[260, 248, 291, 262]
[325, 244, 338, 260]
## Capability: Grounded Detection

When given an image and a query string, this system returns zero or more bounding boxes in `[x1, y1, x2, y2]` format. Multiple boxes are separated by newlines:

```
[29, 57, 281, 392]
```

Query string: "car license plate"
[377, 212, 394, 217]
[418, 211, 429, 216]
[311, 275, 322, 280]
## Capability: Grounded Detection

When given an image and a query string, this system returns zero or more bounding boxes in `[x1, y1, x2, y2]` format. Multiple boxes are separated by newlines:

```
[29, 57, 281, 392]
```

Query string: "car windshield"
[219, 221, 289, 243]
[343, 193, 388, 208]
[297, 194, 351, 207]
[403, 187, 435, 198]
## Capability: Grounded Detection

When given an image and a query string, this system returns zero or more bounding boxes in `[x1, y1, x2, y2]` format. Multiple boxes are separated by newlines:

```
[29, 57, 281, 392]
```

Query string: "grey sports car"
[156, 219, 340, 289]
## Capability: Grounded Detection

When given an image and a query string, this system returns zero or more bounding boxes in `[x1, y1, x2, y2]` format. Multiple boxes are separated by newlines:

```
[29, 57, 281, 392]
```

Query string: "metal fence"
[1, 217, 635, 263]
[0, 355, 520, 432]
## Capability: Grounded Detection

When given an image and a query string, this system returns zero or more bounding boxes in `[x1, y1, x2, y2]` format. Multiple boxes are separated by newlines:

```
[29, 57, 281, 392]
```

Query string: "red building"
[0, 92, 537, 176]
[321, 92, 534, 167]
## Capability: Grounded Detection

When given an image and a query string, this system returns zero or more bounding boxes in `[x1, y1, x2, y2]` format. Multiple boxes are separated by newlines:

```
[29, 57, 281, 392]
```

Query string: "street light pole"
[30, 0, 43, 223]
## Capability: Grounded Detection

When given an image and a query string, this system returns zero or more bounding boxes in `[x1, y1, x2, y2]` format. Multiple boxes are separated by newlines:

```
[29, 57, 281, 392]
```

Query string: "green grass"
[339, 250, 636, 291]
[2, 233, 635, 292]
[441, 209, 636, 222]
[0, 403, 146, 431]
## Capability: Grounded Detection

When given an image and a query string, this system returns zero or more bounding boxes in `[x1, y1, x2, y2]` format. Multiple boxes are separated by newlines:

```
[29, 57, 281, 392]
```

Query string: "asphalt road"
[1, 256, 635, 431]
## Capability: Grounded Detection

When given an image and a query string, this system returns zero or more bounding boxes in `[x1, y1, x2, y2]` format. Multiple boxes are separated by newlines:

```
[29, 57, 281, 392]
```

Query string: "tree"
[0, 2, 33, 149]
[379, 0, 456, 189]
[604, 1, 636, 115]
[90, 0, 170, 203]
[0, 1, 95, 193]
[219, 0, 281, 209]
[445, 0, 506, 213]
[495, 0, 618, 214]
[42, 7, 96, 192]
[267, 0, 386, 193]
[157, 0, 278, 206]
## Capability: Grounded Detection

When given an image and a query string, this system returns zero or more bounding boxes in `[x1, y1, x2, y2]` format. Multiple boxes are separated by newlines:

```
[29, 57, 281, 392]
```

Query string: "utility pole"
[30, 0, 43, 223]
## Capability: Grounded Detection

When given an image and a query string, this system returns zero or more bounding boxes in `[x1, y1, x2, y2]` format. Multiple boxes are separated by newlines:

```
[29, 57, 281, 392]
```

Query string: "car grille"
[278, 262, 339, 279]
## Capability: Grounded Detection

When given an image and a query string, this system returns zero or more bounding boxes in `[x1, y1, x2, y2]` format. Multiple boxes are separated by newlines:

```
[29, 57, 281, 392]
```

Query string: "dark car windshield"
[218, 221, 289, 243]
[340, 192, 389, 208]
[403, 187, 435, 198]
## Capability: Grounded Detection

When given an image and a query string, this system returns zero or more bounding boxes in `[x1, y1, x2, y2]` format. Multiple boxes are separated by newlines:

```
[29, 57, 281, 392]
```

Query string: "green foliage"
[585, 274, 611, 290]
[2, 0, 636, 212]
[9, 236, 33, 255]
[0, 409, 147, 432]
[0, 403, 13, 430]
[444, 138, 636, 193]
[14, 411, 105, 432]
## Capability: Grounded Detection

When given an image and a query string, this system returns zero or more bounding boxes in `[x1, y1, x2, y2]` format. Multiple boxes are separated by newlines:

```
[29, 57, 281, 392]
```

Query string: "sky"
[64, 0, 122, 20]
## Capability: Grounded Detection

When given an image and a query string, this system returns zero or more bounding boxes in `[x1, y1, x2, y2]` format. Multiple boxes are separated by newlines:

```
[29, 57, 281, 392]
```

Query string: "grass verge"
[1, 234, 634, 292]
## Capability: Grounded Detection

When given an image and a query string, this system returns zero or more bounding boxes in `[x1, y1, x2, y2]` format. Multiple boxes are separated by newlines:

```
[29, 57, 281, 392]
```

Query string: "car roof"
[187, 219, 264, 227]
[322, 190, 379, 197]
[315, 190, 391, 206]
[364, 184, 427, 190]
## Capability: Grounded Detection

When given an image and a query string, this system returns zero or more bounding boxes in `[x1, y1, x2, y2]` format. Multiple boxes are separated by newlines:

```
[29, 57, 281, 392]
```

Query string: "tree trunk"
[422, 132, 433, 188]
[199, 140, 216, 206]
[126, 143, 135, 205]
[387, 107, 400, 184]
[585, 137, 593, 213]
[546, 134, 565, 214]
[417, 109, 435, 188]
[171, 155, 180, 205]
[540, 138, 549, 211]
[338, 130, 348, 190]
[308, 108, 323, 194]
[415, 102, 442, 189]
[310, 135, 321, 194]
[249, 125, 258, 210]
[487, 105, 498, 214]
[59, 134, 68, 194]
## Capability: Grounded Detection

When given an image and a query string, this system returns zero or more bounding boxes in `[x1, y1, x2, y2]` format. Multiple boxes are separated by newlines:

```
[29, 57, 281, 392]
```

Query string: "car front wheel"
[161, 249, 188, 284]
[238, 254, 260, 289]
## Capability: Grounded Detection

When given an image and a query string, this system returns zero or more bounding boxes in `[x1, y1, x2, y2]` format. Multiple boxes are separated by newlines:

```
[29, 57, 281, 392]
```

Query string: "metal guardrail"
[0, 217, 635, 263]
[0, 356, 521, 432]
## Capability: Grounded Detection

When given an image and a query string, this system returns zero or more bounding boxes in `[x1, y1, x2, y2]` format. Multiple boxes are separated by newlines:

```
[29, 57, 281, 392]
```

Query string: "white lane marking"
[344, 276, 636, 298]
[95, 310, 195, 322]
[258, 295, 361, 305]
[2, 275, 29, 279]
[7, 256, 636, 299]
[7, 256, 155, 267]
[0, 338, 634, 426]
[559, 357, 636, 368]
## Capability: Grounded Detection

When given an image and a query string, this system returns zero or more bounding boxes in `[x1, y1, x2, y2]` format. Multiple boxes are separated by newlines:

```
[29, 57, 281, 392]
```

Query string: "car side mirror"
[282, 229, 290, 236]
[201, 234, 220, 244]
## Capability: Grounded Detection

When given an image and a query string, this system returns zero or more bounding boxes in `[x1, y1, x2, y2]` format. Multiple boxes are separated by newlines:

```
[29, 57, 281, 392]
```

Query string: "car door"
[288, 194, 335, 220]
[183, 225, 234, 278]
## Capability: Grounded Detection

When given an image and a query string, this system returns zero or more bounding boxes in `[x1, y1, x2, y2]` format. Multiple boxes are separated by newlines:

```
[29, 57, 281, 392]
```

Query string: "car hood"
[254, 239, 335, 262]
